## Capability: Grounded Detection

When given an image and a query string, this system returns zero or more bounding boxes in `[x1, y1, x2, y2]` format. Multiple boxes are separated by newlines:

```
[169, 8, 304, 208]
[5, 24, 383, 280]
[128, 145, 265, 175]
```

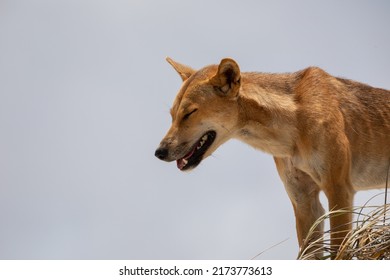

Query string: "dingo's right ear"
[166, 57, 195, 81]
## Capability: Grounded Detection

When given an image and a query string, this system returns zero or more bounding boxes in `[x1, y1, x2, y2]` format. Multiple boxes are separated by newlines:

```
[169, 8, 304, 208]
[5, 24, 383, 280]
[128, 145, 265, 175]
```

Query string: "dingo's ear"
[210, 58, 241, 97]
[166, 57, 195, 81]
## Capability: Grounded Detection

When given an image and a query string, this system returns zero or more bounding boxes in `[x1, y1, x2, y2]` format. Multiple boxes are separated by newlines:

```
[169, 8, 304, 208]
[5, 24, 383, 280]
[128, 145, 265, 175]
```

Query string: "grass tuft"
[297, 204, 390, 260]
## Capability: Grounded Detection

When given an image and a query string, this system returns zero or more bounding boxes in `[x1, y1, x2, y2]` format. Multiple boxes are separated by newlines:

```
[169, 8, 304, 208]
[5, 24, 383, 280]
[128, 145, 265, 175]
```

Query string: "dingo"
[155, 57, 390, 257]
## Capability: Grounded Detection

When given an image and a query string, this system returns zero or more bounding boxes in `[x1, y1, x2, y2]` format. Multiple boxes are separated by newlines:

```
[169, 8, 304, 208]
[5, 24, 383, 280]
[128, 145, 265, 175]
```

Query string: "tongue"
[183, 147, 195, 159]
[177, 159, 186, 170]
[176, 146, 196, 170]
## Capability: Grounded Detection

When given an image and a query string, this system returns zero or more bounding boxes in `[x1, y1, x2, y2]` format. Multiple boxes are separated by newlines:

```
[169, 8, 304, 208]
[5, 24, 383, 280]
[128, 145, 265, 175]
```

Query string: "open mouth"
[176, 131, 216, 171]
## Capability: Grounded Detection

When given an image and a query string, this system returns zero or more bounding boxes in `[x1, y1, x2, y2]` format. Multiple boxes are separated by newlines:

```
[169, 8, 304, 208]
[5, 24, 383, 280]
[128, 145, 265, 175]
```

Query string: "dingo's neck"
[235, 72, 299, 157]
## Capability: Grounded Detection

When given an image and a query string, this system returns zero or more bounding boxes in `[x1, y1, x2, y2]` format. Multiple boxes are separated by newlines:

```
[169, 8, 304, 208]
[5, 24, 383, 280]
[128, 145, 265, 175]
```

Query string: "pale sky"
[0, 0, 389, 259]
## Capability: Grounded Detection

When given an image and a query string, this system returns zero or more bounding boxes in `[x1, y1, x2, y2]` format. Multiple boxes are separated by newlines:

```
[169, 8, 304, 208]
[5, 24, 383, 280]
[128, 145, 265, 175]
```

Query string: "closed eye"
[183, 109, 198, 121]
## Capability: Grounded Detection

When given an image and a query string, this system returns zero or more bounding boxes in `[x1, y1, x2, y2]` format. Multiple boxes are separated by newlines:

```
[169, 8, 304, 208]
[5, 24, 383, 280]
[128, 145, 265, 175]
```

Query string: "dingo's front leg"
[324, 184, 354, 255]
[274, 157, 325, 258]
[320, 137, 355, 254]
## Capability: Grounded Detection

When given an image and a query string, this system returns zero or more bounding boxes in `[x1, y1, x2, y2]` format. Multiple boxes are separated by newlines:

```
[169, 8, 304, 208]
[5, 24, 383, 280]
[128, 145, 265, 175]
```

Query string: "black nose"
[155, 147, 168, 160]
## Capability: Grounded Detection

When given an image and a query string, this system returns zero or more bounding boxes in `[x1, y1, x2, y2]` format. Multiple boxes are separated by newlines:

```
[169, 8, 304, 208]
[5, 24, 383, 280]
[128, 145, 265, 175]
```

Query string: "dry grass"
[298, 204, 390, 260]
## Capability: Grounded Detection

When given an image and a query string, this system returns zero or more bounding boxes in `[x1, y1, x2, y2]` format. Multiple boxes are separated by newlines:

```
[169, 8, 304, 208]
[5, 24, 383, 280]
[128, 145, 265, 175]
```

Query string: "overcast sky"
[0, 0, 389, 260]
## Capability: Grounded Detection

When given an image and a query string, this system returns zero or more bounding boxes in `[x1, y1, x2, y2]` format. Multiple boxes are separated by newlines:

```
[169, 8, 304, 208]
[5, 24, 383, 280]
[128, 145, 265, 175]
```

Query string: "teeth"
[182, 159, 188, 165]
[198, 140, 205, 149]
[197, 134, 208, 150]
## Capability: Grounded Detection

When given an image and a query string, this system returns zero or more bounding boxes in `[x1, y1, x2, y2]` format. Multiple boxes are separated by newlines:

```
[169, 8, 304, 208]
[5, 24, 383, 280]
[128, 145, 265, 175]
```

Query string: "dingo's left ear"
[166, 57, 195, 81]
[210, 58, 241, 97]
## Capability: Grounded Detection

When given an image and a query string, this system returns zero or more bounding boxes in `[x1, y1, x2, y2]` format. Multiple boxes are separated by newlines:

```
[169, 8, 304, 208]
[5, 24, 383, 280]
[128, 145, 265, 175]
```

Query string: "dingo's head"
[155, 57, 242, 171]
